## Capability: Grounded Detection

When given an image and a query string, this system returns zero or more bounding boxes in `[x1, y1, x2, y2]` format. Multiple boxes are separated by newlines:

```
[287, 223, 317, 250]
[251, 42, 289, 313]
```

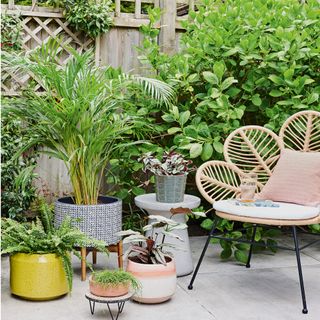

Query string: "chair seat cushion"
[213, 200, 319, 220]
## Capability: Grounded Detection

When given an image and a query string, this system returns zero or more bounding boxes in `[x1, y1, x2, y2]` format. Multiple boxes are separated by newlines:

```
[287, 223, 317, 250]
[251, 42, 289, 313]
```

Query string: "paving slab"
[1, 234, 319, 320]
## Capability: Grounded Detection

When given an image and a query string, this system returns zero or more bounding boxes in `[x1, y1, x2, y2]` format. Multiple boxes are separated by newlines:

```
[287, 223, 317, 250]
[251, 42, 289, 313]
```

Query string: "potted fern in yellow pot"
[1, 201, 106, 301]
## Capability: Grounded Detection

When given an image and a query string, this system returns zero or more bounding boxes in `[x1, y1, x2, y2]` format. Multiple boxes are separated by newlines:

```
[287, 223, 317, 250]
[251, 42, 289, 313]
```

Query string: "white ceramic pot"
[126, 257, 176, 303]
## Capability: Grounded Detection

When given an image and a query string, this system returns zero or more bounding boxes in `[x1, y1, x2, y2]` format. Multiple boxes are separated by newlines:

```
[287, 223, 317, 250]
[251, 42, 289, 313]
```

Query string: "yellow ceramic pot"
[10, 253, 69, 300]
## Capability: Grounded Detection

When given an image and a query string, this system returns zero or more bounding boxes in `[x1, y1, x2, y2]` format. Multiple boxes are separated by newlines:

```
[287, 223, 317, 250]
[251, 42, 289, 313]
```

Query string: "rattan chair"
[188, 110, 320, 314]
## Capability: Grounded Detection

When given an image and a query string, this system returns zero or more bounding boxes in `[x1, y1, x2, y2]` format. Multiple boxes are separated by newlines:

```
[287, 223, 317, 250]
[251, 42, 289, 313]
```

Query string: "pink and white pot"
[126, 257, 176, 304]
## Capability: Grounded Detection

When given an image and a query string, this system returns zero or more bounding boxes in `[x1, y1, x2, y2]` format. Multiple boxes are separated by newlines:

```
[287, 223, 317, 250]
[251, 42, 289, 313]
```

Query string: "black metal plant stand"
[188, 217, 320, 314]
[85, 292, 133, 320]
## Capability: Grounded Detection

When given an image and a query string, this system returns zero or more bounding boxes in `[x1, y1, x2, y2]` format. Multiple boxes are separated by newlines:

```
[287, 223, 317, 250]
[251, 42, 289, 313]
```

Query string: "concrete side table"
[134, 194, 201, 277]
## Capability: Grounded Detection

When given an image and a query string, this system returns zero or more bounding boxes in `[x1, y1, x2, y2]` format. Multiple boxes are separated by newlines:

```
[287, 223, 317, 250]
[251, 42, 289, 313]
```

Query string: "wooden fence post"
[159, 0, 176, 55]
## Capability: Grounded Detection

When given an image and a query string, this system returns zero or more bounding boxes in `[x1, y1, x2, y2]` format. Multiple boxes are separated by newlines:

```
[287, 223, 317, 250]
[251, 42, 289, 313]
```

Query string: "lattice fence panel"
[2, 10, 95, 96]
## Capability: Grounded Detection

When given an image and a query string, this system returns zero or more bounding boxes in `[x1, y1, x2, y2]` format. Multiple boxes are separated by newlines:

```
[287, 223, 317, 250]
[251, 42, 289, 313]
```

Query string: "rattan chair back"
[279, 110, 320, 152]
[224, 125, 281, 189]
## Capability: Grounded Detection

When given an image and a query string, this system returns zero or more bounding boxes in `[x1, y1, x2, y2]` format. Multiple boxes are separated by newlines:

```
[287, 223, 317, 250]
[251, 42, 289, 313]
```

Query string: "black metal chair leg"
[292, 226, 308, 314]
[246, 225, 257, 268]
[188, 217, 218, 290]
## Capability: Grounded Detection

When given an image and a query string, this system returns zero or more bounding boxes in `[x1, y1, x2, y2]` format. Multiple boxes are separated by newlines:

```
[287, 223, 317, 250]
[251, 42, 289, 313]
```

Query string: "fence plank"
[135, 0, 141, 19]
[159, 0, 177, 54]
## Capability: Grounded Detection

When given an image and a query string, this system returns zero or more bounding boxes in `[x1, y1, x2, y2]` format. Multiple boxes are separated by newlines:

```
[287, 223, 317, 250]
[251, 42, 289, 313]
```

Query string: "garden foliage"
[1, 115, 38, 220]
[139, 0, 320, 162]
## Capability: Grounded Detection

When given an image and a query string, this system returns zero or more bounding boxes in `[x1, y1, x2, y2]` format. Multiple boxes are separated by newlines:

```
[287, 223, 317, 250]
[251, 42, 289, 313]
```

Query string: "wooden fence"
[1, 0, 194, 195]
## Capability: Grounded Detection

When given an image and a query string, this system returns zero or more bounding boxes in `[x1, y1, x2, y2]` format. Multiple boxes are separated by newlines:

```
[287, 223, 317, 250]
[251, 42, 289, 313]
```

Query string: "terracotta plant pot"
[126, 257, 176, 303]
[89, 276, 129, 297]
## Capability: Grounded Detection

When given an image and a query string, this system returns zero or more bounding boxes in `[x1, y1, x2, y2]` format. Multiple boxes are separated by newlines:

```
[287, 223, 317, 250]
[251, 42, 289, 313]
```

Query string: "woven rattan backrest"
[224, 126, 281, 189]
[196, 161, 243, 204]
[279, 110, 320, 152]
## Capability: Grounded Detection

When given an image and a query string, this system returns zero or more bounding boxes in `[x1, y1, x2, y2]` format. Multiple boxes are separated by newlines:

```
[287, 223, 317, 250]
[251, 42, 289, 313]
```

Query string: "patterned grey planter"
[54, 196, 122, 245]
[155, 175, 187, 203]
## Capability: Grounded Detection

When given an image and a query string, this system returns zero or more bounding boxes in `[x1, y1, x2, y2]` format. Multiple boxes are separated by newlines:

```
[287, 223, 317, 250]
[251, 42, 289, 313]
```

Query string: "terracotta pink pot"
[89, 276, 129, 297]
[126, 257, 176, 304]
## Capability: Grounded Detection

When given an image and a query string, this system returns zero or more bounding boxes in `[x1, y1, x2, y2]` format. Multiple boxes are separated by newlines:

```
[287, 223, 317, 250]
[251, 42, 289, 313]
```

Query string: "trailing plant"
[2, 40, 174, 205]
[139, 150, 196, 176]
[0, 13, 23, 51]
[63, 0, 113, 38]
[92, 269, 140, 291]
[117, 215, 187, 264]
[1, 199, 107, 291]
[1, 114, 38, 220]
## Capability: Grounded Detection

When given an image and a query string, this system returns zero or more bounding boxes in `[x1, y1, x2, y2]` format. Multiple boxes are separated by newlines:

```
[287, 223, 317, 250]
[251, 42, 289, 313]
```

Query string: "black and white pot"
[54, 196, 122, 245]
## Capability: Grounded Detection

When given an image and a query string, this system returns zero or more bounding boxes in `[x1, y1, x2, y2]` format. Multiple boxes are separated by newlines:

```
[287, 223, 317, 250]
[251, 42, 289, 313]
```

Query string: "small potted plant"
[139, 150, 196, 203]
[1, 200, 107, 301]
[89, 269, 140, 297]
[117, 215, 187, 303]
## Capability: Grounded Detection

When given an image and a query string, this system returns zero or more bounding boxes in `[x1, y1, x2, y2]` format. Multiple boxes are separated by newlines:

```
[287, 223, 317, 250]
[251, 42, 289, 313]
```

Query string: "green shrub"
[1, 114, 38, 220]
[63, 0, 113, 38]
[140, 0, 320, 162]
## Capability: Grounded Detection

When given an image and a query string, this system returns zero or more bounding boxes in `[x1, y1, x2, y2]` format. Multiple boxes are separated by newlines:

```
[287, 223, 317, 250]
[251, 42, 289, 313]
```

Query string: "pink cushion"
[258, 149, 320, 207]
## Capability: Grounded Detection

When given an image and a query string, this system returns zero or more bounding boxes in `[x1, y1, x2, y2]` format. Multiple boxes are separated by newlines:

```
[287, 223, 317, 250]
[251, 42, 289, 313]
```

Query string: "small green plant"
[92, 269, 140, 291]
[1, 199, 107, 291]
[118, 215, 187, 264]
[63, 0, 113, 38]
[0, 13, 23, 51]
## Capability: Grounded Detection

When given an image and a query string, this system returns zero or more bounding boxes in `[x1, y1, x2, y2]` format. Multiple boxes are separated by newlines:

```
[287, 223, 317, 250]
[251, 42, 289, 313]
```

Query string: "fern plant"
[1, 200, 107, 291]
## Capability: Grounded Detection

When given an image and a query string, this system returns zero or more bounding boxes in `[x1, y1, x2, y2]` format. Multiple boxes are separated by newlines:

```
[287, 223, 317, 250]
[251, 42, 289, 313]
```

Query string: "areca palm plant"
[2, 40, 174, 205]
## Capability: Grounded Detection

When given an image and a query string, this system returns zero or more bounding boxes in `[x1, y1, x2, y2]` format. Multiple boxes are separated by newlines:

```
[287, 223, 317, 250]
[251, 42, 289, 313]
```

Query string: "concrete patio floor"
[1, 233, 320, 320]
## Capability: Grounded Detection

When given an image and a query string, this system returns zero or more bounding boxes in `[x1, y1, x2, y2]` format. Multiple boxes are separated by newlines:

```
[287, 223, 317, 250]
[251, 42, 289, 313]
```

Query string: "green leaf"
[162, 114, 175, 123]
[213, 141, 224, 153]
[226, 87, 241, 97]
[190, 143, 202, 158]
[254, 230, 262, 242]
[221, 77, 238, 91]
[201, 218, 213, 231]
[266, 239, 278, 253]
[284, 69, 294, 80]
[220, 239, 230, 250]
[132, 186, 145, 196]
[179, 111, 191, 126]
[263, 229, 282, 238]
[213, 61, 225, 81]
[304, 78, 314, 85]
[252, 94, 262, 106]
[269, 75, 283, 85]
[203, 71, 219, 85]
[231, 231, 242, 239]
[201, 143, 213, 161]
[234, 250, 248, 264]
[269, 90, 283, 97]
[168, 127, 182, 134]
[220, 247, 232, 259]
[210, 238, 220, 244]
[235, 243, 250, 250]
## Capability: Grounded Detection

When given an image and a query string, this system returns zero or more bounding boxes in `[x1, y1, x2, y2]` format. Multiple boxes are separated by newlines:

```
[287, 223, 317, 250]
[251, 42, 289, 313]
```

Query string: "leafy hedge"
[140, 0, 320, 162]
[1, 115, 38, 220]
